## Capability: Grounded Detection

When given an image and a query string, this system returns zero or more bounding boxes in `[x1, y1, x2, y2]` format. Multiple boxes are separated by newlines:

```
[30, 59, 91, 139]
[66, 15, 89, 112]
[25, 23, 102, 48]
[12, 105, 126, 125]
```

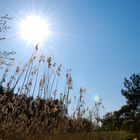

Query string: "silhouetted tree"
[120, 74, 140, 135]
[101, 111, 123, 131]
[102, 74, 140, 137]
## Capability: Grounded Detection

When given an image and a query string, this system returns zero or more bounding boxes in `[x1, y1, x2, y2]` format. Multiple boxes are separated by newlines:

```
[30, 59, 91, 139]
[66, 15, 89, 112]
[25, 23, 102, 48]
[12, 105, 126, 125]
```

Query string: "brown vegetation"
[0, 47, 98, 139]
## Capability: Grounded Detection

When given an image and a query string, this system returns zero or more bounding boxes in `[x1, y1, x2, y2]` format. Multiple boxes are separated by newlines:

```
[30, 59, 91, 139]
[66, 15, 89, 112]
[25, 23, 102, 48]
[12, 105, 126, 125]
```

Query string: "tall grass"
[0, 47, 134, 139]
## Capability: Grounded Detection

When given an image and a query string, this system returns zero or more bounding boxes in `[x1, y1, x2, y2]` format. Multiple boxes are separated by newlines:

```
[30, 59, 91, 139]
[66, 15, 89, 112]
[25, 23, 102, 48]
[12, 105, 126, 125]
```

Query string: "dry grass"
[6, 131, 136, 140]
[0, 48, 94, 139]
[0, 48, 136, 140]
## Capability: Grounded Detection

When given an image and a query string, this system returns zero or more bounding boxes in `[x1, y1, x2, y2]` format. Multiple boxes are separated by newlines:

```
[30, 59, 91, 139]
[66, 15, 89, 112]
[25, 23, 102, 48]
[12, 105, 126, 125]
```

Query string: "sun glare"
[92, 95, 100, 102]
[19, 15, 50, 44]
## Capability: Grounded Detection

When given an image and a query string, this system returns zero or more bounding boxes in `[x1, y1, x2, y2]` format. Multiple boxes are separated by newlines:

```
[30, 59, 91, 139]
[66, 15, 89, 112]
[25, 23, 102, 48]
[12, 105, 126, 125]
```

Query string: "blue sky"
[0, 0, 140, 113]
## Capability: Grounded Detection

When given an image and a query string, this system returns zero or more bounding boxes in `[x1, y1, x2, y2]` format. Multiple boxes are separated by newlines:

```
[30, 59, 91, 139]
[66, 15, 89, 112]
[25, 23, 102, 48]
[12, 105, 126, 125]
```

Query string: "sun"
[19, 15, 50, 45]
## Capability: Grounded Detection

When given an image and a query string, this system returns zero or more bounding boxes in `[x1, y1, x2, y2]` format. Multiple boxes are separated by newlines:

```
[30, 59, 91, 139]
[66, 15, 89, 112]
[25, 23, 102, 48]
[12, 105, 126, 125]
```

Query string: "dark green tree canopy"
[102, 74, 140, 136]
[120, 74, 140, 133]
[121, 74, 140, 114]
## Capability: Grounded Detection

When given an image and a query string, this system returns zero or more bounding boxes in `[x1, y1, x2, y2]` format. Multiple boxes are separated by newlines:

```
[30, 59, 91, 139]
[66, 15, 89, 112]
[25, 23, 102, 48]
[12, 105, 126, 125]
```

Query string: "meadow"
[0, 48, 138, 140]
[25, 131, 136, 140]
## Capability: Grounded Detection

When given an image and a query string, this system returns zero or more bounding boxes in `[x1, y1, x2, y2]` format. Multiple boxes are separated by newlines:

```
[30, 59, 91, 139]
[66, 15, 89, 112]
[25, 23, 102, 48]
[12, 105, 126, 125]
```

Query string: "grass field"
[0, 52, 139, 140]
[20, 131, 136, 140]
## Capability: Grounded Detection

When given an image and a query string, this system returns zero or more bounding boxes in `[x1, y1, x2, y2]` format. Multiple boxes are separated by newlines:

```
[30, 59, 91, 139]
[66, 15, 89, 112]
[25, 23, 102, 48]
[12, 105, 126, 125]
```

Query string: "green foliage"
[120, 74, 140, 134]
[101, 111, 122, 131]
[102, 74, 140, 137]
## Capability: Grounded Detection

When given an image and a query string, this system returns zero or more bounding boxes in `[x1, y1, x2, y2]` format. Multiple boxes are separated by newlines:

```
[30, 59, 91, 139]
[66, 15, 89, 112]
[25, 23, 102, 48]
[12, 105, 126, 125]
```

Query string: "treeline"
[101, 74, 140, 137]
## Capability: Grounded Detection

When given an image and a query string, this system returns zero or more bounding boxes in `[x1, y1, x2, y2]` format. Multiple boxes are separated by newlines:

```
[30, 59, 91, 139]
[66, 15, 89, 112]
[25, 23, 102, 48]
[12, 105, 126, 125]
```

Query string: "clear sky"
[0, 0, 140, 113]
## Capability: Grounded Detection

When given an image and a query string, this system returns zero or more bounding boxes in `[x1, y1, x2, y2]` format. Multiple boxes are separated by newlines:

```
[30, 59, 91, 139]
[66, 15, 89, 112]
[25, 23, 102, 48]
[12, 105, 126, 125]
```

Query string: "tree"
[0, 15, 15, 68]
[101, 111, 123, 131]
[0, 14, 13, 40]
[102, 74, 140, 136]
[120, 74, 140, 135]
